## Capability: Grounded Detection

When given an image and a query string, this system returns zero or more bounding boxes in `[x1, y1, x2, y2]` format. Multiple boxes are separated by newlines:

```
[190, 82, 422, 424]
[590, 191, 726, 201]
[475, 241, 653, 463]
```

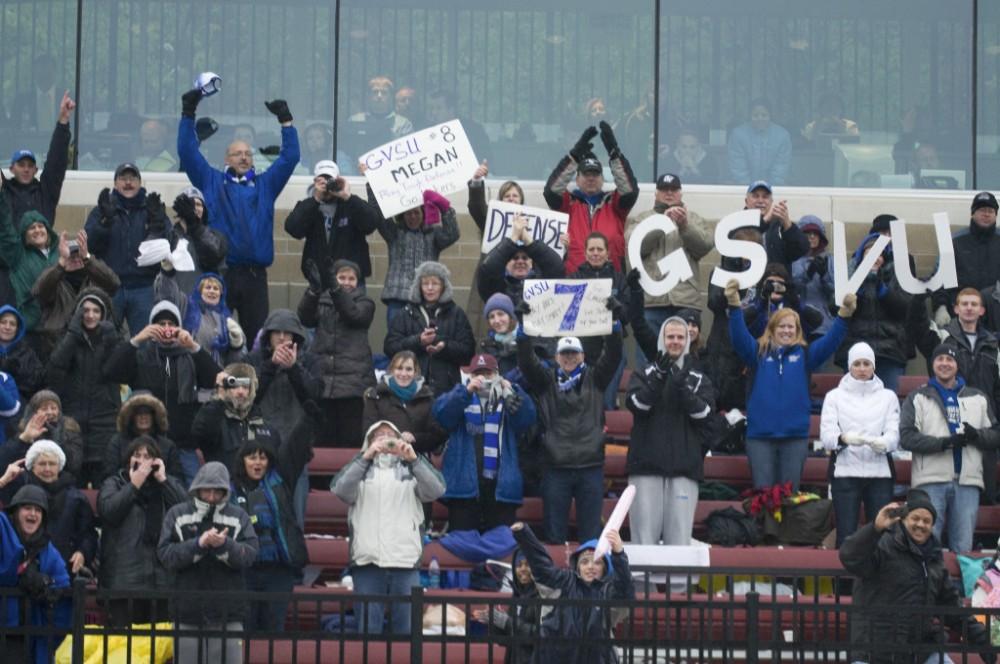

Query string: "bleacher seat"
[604, 410, 633, 443]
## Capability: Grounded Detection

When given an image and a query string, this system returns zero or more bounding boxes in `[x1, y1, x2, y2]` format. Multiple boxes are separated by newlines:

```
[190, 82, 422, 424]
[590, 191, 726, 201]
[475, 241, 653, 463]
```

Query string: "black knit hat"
[869, 214, 897, 234]
[931, 344, 958, 364]
[905, 488, 937, 523]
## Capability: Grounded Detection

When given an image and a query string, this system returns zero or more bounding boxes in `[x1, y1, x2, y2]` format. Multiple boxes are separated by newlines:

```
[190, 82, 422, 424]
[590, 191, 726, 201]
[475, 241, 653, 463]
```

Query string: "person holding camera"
[385, 261, 475, 397]
[158, 461, 258, 663]
[433, 353, 536, 532]
[742, 263, 824, 339]
[104, 300, 221, 484]
[331, 420, 446, 635]
[83, 162, 171, 335]
[178, 85, 300, 345]
[285, 160, 380, 288]
[900, 345, 1000, 554]
[839, 490, 994, 664]
[97, 435, 187, 627]
[191, 363, 280, 471]
[790, 216, 836, 341]
[298, 258, 375, 447]
[31, 228, 119, 356]
[0, 390, 82, 485]
[0, 484, 72, 663]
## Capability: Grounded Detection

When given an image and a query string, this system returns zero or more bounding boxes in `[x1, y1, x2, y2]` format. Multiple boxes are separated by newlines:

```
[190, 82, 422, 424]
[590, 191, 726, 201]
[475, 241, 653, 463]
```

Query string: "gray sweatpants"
[176, 622, 244, 664]
[628, 475, 698, 545]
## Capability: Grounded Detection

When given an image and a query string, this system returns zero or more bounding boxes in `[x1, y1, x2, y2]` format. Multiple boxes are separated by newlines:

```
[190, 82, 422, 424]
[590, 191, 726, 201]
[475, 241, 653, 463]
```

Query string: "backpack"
[705, 506, 761, 547]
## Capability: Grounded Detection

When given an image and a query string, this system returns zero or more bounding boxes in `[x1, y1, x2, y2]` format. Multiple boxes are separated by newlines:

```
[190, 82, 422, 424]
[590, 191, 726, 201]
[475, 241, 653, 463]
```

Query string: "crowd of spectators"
[0, 76, 998, 662]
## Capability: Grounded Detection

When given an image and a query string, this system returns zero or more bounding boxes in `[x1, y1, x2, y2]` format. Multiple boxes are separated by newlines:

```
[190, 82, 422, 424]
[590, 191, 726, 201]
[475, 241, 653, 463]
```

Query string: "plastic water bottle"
[428, 556, 441, 589]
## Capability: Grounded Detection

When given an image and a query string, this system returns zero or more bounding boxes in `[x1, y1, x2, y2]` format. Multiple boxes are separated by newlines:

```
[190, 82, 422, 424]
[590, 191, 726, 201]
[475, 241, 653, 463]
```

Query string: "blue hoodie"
[183, 272, 232, 357]
[177, 116, 300, 267]
[729, 305, 847, 439]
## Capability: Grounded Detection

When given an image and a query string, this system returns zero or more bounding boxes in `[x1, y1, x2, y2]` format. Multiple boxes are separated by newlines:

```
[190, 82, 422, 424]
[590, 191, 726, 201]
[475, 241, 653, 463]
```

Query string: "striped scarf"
[557, 363, 586, 392]
[464, 393, 504, 480]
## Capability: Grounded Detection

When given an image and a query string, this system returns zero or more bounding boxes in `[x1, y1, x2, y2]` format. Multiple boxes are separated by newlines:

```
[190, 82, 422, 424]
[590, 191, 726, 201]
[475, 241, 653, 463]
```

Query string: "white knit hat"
[847, 342, 876, 369]
[25, 440, 66, 472]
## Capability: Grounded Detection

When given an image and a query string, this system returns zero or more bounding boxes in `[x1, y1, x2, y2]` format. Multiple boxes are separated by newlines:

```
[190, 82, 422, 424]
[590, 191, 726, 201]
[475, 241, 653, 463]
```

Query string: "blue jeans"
[244, 564, 297, 632]
[351, 566, 421, 634]
[542, 466, 604, 543]
[384, 300, 407, 328]
[112, 283, 155, 336]
[177, 449, 201, 488]
[919, 480, 980, 553]
[294, 468, 309, 530]
[603, 355, 626, 411]
[831, 476, 894, 546]
[875, 359, 906, 394]
[745, 438, 809, 490]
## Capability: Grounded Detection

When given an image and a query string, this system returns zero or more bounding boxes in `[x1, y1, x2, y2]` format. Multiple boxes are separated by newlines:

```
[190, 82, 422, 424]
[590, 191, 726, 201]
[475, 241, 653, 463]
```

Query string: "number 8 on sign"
[555, 283, 588, 332]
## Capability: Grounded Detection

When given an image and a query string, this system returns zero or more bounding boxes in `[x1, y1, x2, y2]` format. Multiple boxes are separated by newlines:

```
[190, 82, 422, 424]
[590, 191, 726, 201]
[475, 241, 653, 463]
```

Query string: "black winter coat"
[247, 349, 322, 454]
[361, 378, 447, 454]
[625, 358, 717, 479]
[190, 400, 281, 471]
[284, 193, 380, 279]
[103, 340, 220, 447]
[704, 256, 750, 411]
[83, 188, 167, 288]
[297, 286, 375, 400]
[384, 300, 476, 397]
[47, 310, 121, 466]
[933, 221, 1000, 310]
[837, 266, 912, 367]
[513, 525, 634, 664]
[2, 123, 70, 227]
[0, 336, 44, 403]
[0, 416, 84, 484]
[839, 523, 991, 664]
[570, 261, 627, 365]
[760, 215, 809, 271]
[476, 237, 566, 304]
[517, 330, 622, 469]
[97, 472, 187, 590]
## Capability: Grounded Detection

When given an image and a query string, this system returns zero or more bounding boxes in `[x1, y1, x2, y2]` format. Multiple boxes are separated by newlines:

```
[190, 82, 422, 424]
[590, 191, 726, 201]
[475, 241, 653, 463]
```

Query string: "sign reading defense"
[482, 201, 568, 257]
[522, 278, 612, 337]
[362, 119, 479, 218]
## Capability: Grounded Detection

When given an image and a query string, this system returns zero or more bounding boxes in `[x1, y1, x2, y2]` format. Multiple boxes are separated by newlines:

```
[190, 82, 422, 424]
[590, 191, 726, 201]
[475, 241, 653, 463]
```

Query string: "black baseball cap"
[971, 191, 998, 213]
[656, 173, 682, 190]
[114, 162, 141, 180]
[577, 156, 602, 175]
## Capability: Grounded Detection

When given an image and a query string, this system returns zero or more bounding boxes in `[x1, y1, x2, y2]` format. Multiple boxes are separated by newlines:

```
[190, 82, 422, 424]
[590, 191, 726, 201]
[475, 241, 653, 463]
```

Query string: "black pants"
[225, 264, 270, 347]
[316, 397, 364, 448]
[446, 480, 518, 532]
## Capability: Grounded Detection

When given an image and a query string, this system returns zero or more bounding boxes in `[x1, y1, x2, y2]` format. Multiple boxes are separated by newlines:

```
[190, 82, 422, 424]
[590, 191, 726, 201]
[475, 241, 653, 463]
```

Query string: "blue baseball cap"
[10, 150, 36, 166]
[746, 180, 772, 194]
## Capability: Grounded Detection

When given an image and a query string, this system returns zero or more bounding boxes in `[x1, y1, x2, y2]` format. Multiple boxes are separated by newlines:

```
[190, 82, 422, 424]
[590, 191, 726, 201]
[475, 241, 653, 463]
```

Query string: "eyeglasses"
[116, 174, 139, 183]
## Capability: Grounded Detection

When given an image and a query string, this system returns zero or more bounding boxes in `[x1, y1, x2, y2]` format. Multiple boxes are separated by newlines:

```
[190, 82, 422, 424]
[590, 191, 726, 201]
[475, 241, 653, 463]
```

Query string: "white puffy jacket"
[820, 373, 900, 478]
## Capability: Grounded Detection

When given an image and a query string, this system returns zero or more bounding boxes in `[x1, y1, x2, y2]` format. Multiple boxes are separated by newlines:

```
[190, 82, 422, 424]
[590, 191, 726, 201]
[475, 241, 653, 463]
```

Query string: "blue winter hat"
[483, 293, 516, 320]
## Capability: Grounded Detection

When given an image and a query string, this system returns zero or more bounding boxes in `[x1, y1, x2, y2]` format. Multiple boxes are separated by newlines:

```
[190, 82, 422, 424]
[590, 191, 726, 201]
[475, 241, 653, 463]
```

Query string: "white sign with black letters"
[482, 201, 568, 257]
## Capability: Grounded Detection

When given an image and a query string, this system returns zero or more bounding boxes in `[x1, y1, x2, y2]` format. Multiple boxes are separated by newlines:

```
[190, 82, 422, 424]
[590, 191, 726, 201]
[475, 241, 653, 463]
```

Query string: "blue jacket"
[432, 382, 536, 504]
[0, 512, 71, 664]
[0, 370, 19, 444]
[177, 116, 299, 267]
[729, 306, 847, 439]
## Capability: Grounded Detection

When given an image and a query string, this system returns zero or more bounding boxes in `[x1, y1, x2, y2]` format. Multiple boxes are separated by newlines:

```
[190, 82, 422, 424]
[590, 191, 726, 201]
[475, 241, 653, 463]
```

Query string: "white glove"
[934, 305, 951, 329]
[226, 318, 245, 349]
[868, 437, 888, 454]
[841, 431, 867, 446]
[724, 409, 746, 426]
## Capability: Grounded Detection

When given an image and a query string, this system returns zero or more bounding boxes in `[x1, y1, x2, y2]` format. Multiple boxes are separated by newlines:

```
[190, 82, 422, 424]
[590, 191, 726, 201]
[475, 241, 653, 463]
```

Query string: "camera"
[222, 376, 252, 389]
[330, 177, 344, 192]
[67, 240, 80, 256]
[888, 505, 908, 519]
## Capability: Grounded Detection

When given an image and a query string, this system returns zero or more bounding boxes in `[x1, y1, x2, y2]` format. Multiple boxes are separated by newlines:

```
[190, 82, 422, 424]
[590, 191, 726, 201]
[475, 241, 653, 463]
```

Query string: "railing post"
[410, 585, 424, 664]
[746, 591, 759, 664]
[71, 577, 86, 664]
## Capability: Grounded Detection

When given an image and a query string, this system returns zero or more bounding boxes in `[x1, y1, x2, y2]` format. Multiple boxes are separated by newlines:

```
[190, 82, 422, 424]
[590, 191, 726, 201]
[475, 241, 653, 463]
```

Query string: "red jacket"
[544, 154, 639, 274]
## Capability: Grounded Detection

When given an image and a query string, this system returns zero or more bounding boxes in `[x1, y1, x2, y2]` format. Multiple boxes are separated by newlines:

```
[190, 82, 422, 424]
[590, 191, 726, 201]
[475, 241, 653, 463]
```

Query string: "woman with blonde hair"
[725, 279, 857, 489]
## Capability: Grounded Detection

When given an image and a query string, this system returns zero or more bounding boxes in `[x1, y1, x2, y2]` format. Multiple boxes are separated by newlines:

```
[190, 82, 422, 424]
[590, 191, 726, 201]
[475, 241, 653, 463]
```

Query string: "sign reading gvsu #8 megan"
[522, 279, 612, 337]
[361, 119, 479, 218]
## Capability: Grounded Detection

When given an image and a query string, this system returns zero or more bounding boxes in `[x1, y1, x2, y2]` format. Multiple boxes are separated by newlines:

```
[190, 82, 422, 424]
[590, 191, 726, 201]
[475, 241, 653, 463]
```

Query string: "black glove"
[172, 194, 203, 231]
[653, 351, 673, 375]
[145, 192, 168, 237]
[626, 267, 642, 291]
[598, 120, 620, 159]
[324, 260, 340, 293]
[805, 261, 817, 278]
[302, 258, 324, 293]
[264, 99, 293, 124]
[942, 433, 966, 450]
[606, 295, 625, 321]
[514, 299, 532, 321]
[97, 188, 117, 226]
[760, 280, 775, 300]
[812, 255, 828, 277]
[963, 422, 980, 445]
[570, 126, 598, 163]
[195, 116, 219, 143]
[505, 390, 522, 416]
[17, 567, 53, 602]
[181, 88, 202, 118]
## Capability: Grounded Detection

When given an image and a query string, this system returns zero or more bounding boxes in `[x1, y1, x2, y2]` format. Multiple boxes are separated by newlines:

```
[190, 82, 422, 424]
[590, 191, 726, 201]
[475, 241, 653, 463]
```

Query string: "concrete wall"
[53, 171, 977, 350]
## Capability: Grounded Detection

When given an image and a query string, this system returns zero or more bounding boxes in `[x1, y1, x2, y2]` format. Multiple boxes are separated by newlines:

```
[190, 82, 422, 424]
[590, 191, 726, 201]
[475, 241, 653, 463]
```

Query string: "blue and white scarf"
[464, 393, 504, 480]
[556, 363, 586, 392]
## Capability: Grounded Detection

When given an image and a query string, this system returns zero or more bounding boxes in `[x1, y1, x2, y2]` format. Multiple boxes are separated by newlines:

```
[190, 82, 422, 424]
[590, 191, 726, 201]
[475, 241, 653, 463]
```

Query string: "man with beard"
[190, 363, 280, 472]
